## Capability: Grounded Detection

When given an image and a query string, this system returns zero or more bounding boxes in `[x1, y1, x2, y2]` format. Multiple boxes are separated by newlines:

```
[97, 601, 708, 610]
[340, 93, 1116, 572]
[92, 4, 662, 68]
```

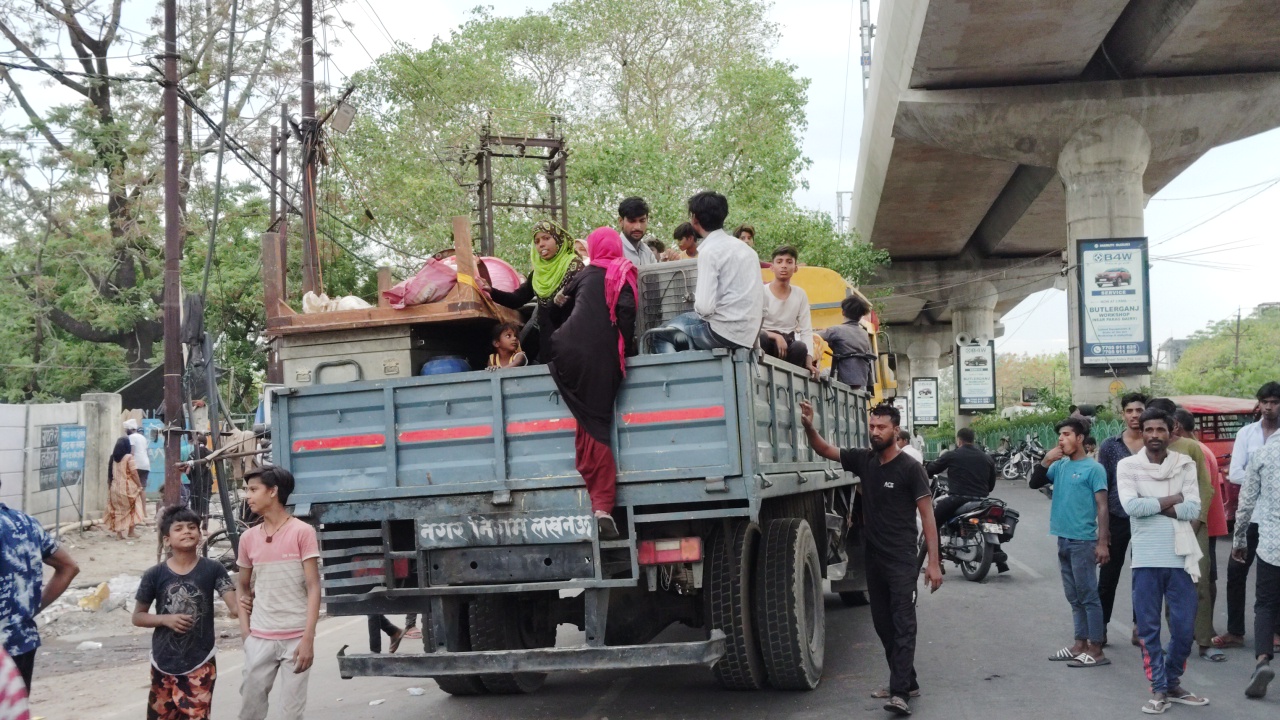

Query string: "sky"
[5, 0, 1278, 358]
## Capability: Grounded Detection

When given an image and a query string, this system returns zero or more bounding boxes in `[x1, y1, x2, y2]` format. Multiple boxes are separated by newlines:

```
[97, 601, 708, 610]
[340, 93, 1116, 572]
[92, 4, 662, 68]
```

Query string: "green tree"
[1169, 306, 1280, 398]
[994, 351, 1070, 412]
[335, 0, 886, 282]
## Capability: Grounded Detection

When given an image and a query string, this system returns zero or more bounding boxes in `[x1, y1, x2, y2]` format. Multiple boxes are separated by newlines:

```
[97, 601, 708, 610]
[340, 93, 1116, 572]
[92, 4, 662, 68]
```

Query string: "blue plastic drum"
[420, 356, 471, 376]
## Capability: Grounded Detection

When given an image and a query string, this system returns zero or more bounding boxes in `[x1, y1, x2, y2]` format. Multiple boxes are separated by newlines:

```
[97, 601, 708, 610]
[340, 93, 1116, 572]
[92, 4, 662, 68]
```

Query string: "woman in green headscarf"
[485, 220, 584, 364]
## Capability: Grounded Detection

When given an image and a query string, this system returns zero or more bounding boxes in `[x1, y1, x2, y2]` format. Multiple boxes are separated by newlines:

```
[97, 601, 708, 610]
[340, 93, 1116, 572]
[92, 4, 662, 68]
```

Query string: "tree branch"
[0, 19, 90, 95]
[46, 305, 126, 344]
[0, 65, 67, 153]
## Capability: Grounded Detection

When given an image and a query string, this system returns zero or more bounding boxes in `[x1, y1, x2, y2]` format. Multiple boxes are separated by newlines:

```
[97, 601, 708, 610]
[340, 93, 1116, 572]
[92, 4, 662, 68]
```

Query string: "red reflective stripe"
[292, 433, 386, 453]
[506, 417, 577, 435]
[623, 406, 725, 425]
[398, 425, 493, 444]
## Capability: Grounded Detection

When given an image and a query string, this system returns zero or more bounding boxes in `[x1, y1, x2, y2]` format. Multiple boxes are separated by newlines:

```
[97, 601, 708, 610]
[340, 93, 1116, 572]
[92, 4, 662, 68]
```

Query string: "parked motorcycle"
[1002, 433, 1045, 482]
[919, 495, 1020, 582]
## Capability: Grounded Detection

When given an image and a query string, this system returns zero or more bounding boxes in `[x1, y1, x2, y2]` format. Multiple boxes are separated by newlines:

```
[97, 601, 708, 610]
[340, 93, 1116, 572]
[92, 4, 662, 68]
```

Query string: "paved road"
[37, 482, 1278, 719]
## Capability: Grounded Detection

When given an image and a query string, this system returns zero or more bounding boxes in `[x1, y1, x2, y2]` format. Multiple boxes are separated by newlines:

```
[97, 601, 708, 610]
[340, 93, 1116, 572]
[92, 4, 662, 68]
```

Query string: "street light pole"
[161, 0, 183, 508]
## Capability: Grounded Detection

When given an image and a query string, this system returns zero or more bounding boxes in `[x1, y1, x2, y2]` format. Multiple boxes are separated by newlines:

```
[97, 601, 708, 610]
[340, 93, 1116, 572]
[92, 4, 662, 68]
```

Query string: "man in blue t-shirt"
[1031, 418, 1111, 668]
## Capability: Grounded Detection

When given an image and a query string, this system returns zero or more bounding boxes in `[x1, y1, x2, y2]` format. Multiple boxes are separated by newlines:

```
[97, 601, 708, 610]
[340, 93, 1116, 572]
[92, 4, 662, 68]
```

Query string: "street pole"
[299, 0, 321, 295]
[161, 0, 183, 509]
[279, 103, 289, 274]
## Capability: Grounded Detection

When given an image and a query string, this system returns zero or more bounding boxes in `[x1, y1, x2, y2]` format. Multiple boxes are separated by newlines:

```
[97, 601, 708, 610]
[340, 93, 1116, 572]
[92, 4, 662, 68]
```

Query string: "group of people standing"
[1031, 383, 1280, 713]
[478, 191, 875, 539]
[104, 419, 152, 540]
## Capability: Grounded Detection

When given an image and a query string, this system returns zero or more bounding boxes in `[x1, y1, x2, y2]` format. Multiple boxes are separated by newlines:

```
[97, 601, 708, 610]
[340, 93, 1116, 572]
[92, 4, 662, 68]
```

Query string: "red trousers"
[575, 426, 617, 513]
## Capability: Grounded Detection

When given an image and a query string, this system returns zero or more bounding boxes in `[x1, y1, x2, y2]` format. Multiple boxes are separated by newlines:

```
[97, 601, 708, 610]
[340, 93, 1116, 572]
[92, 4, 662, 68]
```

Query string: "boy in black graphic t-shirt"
[800, 401, 941, 717]
[133, 507, 238, 720]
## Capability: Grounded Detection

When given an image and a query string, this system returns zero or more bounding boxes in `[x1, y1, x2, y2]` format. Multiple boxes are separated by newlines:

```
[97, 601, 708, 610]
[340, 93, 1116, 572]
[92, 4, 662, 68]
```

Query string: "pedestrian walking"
[125, 419, 152, 487]
[1218, 382, 1280, 651]
[105, 436, 146, 539]
[1030, 419, 1111, 667]
[1234, 428, 1280, 698]
[800, 401, 941, 717]
[0, 481, 79, 692]
[1118, 409, 1208, 713]
[234, 467, 320, 720]
[132, 507, 238, 720]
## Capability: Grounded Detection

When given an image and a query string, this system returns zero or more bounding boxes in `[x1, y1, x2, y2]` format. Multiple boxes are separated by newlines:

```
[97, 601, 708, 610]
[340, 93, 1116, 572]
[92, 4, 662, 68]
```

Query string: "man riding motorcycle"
[926, 427, 1007, 573]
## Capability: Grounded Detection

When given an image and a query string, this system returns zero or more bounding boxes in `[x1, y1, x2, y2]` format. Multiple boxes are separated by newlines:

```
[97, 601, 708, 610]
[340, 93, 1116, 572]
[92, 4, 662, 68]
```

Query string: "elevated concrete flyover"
[853, 0, 1280, 421]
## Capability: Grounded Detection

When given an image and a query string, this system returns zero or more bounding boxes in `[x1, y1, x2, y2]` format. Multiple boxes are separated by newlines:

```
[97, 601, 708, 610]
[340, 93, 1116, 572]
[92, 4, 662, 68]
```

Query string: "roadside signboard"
[956, 341, 996, 413]
[912, 377, 939, 426]
[1077, 237, 1152, 369]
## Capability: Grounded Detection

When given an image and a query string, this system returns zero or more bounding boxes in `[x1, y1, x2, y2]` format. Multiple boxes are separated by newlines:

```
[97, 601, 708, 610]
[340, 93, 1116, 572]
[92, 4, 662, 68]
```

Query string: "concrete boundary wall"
[0, 393, 122, 527]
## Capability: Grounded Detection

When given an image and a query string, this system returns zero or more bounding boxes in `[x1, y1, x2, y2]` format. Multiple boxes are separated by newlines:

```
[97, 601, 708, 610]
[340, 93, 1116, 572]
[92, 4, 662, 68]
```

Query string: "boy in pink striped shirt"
[235, 467, 320, 720]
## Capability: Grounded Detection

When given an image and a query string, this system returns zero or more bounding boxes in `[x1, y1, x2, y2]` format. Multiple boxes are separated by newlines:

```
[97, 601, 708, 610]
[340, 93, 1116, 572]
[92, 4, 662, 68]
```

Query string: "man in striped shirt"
[1234, 430, 1280, 698]
[1118, 409, 1207, 713]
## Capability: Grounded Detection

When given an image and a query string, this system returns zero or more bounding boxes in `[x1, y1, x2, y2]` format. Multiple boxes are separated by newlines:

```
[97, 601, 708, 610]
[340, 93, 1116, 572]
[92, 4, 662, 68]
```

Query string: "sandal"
[883, 696, 912, 716]
[871, 688, 921, 699]
[404, 627, 422, 640]
[595, 513, 620, 541]
[1246, 663, 1275, 699]
[1049, 647, 1081, 661]
[1211, 634, 1244, 649]
[388, 628, 405, 653]
[1199, 647, 1227, 662]
[1067, 654, 1111, 668]
[1168, 689, 1209, 706]
[1141, 698, 1171, 715]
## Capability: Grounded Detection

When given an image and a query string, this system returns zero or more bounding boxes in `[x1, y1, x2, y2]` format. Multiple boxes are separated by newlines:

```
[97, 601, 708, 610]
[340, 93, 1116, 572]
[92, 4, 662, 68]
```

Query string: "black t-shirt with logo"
[136, 557, 234, 675]
[841, 448, 932, 562]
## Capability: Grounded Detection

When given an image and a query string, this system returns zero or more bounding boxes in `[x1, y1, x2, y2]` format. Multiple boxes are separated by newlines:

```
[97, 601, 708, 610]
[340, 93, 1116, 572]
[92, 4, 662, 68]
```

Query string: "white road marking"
[1007, 557, 1043, 579]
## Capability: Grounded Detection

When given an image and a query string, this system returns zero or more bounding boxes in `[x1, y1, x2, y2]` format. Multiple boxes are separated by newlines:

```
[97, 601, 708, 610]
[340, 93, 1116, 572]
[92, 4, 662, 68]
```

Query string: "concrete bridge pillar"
[906, 338, 942, 381]
[949, 280, 998, 429]
[1058, 114, 1152, 406]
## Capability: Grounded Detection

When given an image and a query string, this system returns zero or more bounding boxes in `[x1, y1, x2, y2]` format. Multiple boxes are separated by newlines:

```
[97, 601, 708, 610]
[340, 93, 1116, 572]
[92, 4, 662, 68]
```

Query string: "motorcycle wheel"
[1002, 460, 1021, 480]
[959, 533, 994, 582]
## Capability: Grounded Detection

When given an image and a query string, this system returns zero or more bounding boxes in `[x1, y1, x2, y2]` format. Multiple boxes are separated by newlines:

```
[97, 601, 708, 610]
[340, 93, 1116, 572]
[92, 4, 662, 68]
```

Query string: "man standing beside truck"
[800, 401, 943, 717]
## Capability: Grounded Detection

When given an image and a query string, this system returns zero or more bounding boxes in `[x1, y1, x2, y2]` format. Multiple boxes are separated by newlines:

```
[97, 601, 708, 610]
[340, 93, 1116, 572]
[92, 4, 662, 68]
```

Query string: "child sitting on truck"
[487, 322, 528, 370]
[819, 295, 875, 389]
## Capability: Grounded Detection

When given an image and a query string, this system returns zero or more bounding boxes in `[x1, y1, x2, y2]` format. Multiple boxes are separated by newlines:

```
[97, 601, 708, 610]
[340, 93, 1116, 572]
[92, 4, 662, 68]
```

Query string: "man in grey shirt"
[617, 196, 658, 267]
[820, 295, 875, 388]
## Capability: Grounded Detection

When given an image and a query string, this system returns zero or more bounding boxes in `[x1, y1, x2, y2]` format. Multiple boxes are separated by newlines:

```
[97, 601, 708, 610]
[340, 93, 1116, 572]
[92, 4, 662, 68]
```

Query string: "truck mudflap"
[337, 630, 726, 677]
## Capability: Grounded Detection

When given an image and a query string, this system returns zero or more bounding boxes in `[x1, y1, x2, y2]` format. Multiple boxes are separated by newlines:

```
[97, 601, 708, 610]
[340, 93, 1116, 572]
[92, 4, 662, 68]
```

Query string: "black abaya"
[546, 266, 637, 444]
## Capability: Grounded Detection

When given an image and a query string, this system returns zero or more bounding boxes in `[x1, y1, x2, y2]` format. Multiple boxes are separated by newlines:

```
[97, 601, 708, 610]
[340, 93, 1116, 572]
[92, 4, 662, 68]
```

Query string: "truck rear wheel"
[754, 518, 824, 690]
[705, 520, 766, 690]
[426, 605, 488, 696]
[468, 595, 550, 694]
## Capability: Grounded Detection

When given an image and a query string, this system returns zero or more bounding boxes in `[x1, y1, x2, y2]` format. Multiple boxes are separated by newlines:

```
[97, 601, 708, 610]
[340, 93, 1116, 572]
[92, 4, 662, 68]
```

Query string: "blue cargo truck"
[264, 236, 871, 693]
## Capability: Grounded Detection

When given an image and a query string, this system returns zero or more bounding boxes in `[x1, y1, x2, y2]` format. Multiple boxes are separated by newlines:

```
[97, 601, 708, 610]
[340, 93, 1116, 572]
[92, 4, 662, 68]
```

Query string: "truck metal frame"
[274, 346, 870, 692]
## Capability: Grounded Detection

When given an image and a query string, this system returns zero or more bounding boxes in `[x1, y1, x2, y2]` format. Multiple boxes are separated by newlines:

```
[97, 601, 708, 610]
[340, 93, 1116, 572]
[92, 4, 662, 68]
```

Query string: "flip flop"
[388, 628, 405, 654]
[883, 696, 912, 716]
[1141, 698, 1171, 715]
[1246, 664, 1275, 699]
[404, 627, 422, 640]
[1049, 647, 1081, 661]
[1211, 634, 1244, 649]
[1168, 690, 1209, 706]
[1067, 654, 1111, 668]
[1199, 647, 1227, 662]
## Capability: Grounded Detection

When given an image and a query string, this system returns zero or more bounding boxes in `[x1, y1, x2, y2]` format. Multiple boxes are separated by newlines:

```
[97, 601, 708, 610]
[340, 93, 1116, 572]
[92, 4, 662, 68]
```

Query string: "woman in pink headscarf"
[547, 227, 638, 539]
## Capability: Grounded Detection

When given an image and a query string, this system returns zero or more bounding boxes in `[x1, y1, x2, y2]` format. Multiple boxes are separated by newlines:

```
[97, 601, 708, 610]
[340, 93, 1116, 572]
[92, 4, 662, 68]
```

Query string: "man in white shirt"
[760, 245, 818, 378]
[1222, 381, 1280, 648]
[897, 431, 924, 463]
[124, 419, 151, 484]
[686, 191, 763, 350]
[617, 196, 658, 268]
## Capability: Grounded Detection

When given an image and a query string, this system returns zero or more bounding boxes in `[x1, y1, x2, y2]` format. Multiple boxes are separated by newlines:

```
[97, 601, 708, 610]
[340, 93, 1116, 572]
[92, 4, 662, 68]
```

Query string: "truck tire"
[468, 595, 548, 694]
[704, 520, 766, 690]
[425, 606, 488, 696]
[754, 518, 824, 690]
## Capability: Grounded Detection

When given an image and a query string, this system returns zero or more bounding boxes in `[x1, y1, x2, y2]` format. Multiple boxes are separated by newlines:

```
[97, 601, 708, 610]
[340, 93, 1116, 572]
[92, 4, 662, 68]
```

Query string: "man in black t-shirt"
[801, 401, 942, 717]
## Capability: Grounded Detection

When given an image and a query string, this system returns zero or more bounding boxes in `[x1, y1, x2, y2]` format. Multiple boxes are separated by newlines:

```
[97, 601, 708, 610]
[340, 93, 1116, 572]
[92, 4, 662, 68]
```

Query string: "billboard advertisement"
[956, 341, 996, 413]
[1077, 237, 1152, 368]
[912, 377, 939, 426]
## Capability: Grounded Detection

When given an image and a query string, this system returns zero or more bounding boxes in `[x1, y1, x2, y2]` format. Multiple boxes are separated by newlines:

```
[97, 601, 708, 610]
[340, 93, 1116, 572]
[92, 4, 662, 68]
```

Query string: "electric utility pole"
[161, 0, 183, 508]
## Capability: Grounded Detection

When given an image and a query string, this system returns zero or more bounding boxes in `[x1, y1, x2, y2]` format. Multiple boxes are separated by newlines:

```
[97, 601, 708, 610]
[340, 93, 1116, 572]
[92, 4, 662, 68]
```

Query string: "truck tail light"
[352, 556, 409, 580]
[638, 537, 702, 566]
